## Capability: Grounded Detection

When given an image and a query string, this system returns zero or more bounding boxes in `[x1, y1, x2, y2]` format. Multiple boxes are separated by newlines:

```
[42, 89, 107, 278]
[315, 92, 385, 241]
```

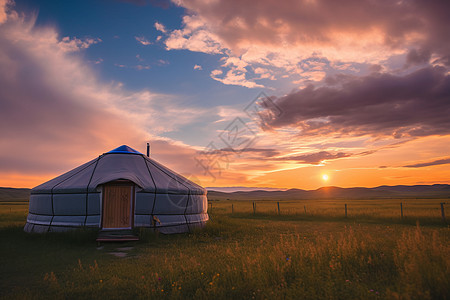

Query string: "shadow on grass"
[0, 224, 211, 253]
[0, 225, 99, 245]
[0, 226, 102, 295]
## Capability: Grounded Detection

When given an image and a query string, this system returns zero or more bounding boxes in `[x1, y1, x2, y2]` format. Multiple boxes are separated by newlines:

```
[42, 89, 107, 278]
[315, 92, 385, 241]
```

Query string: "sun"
[322, 174, 329, 181]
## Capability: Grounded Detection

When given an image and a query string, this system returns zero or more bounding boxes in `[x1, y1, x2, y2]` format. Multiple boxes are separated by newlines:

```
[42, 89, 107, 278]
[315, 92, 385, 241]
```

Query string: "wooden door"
[102, 182, 134, 229]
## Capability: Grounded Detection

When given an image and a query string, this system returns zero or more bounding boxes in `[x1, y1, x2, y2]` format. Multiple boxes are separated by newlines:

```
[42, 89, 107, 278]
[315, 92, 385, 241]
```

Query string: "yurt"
[24, 145, 208, 234]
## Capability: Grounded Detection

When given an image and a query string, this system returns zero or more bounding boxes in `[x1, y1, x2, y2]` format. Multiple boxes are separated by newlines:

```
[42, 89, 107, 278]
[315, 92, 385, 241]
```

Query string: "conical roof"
[106, 145, 143, 154]
[32, 145, 205, 195]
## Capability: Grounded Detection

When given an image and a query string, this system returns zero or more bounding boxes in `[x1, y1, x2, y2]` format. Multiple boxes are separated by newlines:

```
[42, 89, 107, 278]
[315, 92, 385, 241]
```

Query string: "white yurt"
[24, 145, 208, 234]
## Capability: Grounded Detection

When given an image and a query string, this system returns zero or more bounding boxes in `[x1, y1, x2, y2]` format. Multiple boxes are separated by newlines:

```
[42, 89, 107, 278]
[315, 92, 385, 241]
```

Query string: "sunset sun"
[322, 174, 329, 181]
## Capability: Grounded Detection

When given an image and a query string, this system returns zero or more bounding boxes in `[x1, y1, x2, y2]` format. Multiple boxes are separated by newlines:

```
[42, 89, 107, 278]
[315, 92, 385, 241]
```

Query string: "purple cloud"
[179, 0, 450, 64]
[264, 66, 450, 138]
[276, 151, 350, 164]
[404, 157, 450, 168]
[220, 147, 280, 157]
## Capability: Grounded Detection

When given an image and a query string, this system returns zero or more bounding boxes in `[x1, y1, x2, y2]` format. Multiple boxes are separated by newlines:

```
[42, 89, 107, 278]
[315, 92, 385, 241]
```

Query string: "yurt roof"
[106, 145, 143, 155]
[32, 145, 205, 195]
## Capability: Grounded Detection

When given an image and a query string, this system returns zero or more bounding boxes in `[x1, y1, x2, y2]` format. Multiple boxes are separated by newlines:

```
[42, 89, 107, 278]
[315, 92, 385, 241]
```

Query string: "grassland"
[210, 199, 448, 225]
[0, 199, 449, 299]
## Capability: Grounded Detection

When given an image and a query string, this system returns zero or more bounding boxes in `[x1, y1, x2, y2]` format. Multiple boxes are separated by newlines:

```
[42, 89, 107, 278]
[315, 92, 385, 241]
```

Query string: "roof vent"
[106, 145, 142, 155]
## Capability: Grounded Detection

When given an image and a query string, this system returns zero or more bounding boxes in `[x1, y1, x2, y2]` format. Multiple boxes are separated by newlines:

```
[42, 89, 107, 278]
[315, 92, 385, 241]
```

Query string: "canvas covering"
[24, 145, 208, 234]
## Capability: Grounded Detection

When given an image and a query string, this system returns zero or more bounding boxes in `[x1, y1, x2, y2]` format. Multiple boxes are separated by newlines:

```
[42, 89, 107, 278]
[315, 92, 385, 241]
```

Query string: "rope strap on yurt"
[84, 156, 101, 226]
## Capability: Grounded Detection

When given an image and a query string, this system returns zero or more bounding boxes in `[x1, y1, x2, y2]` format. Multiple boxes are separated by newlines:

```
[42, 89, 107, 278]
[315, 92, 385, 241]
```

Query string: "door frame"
[101, 180, 135, 230]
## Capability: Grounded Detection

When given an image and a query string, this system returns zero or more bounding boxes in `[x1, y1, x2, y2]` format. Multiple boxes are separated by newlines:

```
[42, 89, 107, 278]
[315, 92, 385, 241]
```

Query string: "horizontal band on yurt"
[28, 194, 100, 215]
[27, 212, 100, 217]
[30, 189, 206, 195]
[26, 214, 207, 227]
[134, 212, 208, 216]
[26, 215, 100, 226]
[27, 223, 99, 229]
[26, 212, 207, 217]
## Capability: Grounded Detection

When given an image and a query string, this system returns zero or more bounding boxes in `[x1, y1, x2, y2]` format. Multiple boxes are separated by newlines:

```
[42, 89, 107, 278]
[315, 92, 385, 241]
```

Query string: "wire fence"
[208, 199, 448, 224]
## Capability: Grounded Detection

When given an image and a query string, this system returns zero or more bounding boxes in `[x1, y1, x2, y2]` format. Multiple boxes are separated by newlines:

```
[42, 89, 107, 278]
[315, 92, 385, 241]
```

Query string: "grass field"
[0, 200, 449, 299]
[210, 199, 449, 225]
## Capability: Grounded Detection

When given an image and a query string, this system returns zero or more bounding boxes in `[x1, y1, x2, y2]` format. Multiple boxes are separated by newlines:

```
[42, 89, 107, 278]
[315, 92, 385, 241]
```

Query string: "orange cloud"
[166, 0, 450, 90]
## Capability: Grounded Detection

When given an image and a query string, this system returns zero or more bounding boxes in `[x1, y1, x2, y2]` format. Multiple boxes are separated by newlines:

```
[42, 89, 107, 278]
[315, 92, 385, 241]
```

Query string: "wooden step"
[96, 229, 139, 242]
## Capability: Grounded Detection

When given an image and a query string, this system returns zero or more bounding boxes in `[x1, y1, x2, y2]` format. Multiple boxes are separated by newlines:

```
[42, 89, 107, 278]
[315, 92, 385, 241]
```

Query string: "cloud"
[264, 66, 450, 138]
[210, 67, 264, 88]
[165, 15, 223, 54]
[135, 64, 150, 70]
[58, 36, 101, 52]
[135, 36, 151, 45]
[404, 157, 450, 168]
[193, 64, 202, 70]
[114, 63, 151, 70]
[175, 0, 449, 61]
[92, 58, 103, 64]
[209, 56, 264, 88]
[0, 3, 214, 187]
[406, 48, 432, 67]
[210, 69, 222, 76]
[209, 147, 280, 158]
[0, 0, 11, 24]
[295, 71, 326, 83]
[212, 105, 248, 124]
[110, 90, 209, 134]
[254, 67, 275, 80]
[275, 151, 350, 164]
[165, 0, 450, 89]
[154, 21, 167, 33]
[0, 16, 146, 173]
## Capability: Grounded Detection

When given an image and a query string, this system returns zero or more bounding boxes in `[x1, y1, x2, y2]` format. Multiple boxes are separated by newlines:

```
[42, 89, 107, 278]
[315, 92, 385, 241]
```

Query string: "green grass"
[211, 199, 448, 225]
[0, 200, 449, 299]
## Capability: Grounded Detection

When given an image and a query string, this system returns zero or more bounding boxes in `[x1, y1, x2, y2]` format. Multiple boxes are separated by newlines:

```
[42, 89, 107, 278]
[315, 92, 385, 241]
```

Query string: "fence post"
[304, 205, 307, 214]
[253, 202, 256, 214]
[231, 203, 234, 214]
[345, 204, 347, 218]
[277, 202, 280, 215]
[441, 203, 446, 223]
[400, 202, 403, 219]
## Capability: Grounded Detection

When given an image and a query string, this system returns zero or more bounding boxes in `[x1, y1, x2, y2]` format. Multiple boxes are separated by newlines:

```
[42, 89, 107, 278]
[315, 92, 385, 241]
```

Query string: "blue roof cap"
[106, 145, 143, 155]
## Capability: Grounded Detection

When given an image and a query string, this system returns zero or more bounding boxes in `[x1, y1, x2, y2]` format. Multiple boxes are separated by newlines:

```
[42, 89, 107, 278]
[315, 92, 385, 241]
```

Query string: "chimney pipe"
[146, 143, 150, 157]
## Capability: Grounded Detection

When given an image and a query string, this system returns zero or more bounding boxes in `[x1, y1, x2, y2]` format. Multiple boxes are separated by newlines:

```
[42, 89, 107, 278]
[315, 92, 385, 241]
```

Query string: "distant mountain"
[0, 187, 31, 201]
[206, 186, 286, 193]
[207, 184, 450, 200]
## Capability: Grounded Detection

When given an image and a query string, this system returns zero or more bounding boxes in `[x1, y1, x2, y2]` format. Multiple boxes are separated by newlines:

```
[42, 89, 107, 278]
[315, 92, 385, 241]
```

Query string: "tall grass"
[1, 201, 449, 299]
[211, 199, 448, 225]
[0, 202, 28, 227]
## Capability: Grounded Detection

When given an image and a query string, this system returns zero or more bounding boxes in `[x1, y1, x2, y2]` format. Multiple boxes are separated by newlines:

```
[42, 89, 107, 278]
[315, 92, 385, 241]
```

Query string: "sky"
[1, 0, 449, 190]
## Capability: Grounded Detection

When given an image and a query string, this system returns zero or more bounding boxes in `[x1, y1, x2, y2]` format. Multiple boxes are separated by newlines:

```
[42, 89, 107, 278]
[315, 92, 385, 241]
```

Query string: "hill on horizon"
[0, 187, 31, 201]
[206, 186, 286, 193]
[1, 184, 450, 202]
[207, 184, 450, 201]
